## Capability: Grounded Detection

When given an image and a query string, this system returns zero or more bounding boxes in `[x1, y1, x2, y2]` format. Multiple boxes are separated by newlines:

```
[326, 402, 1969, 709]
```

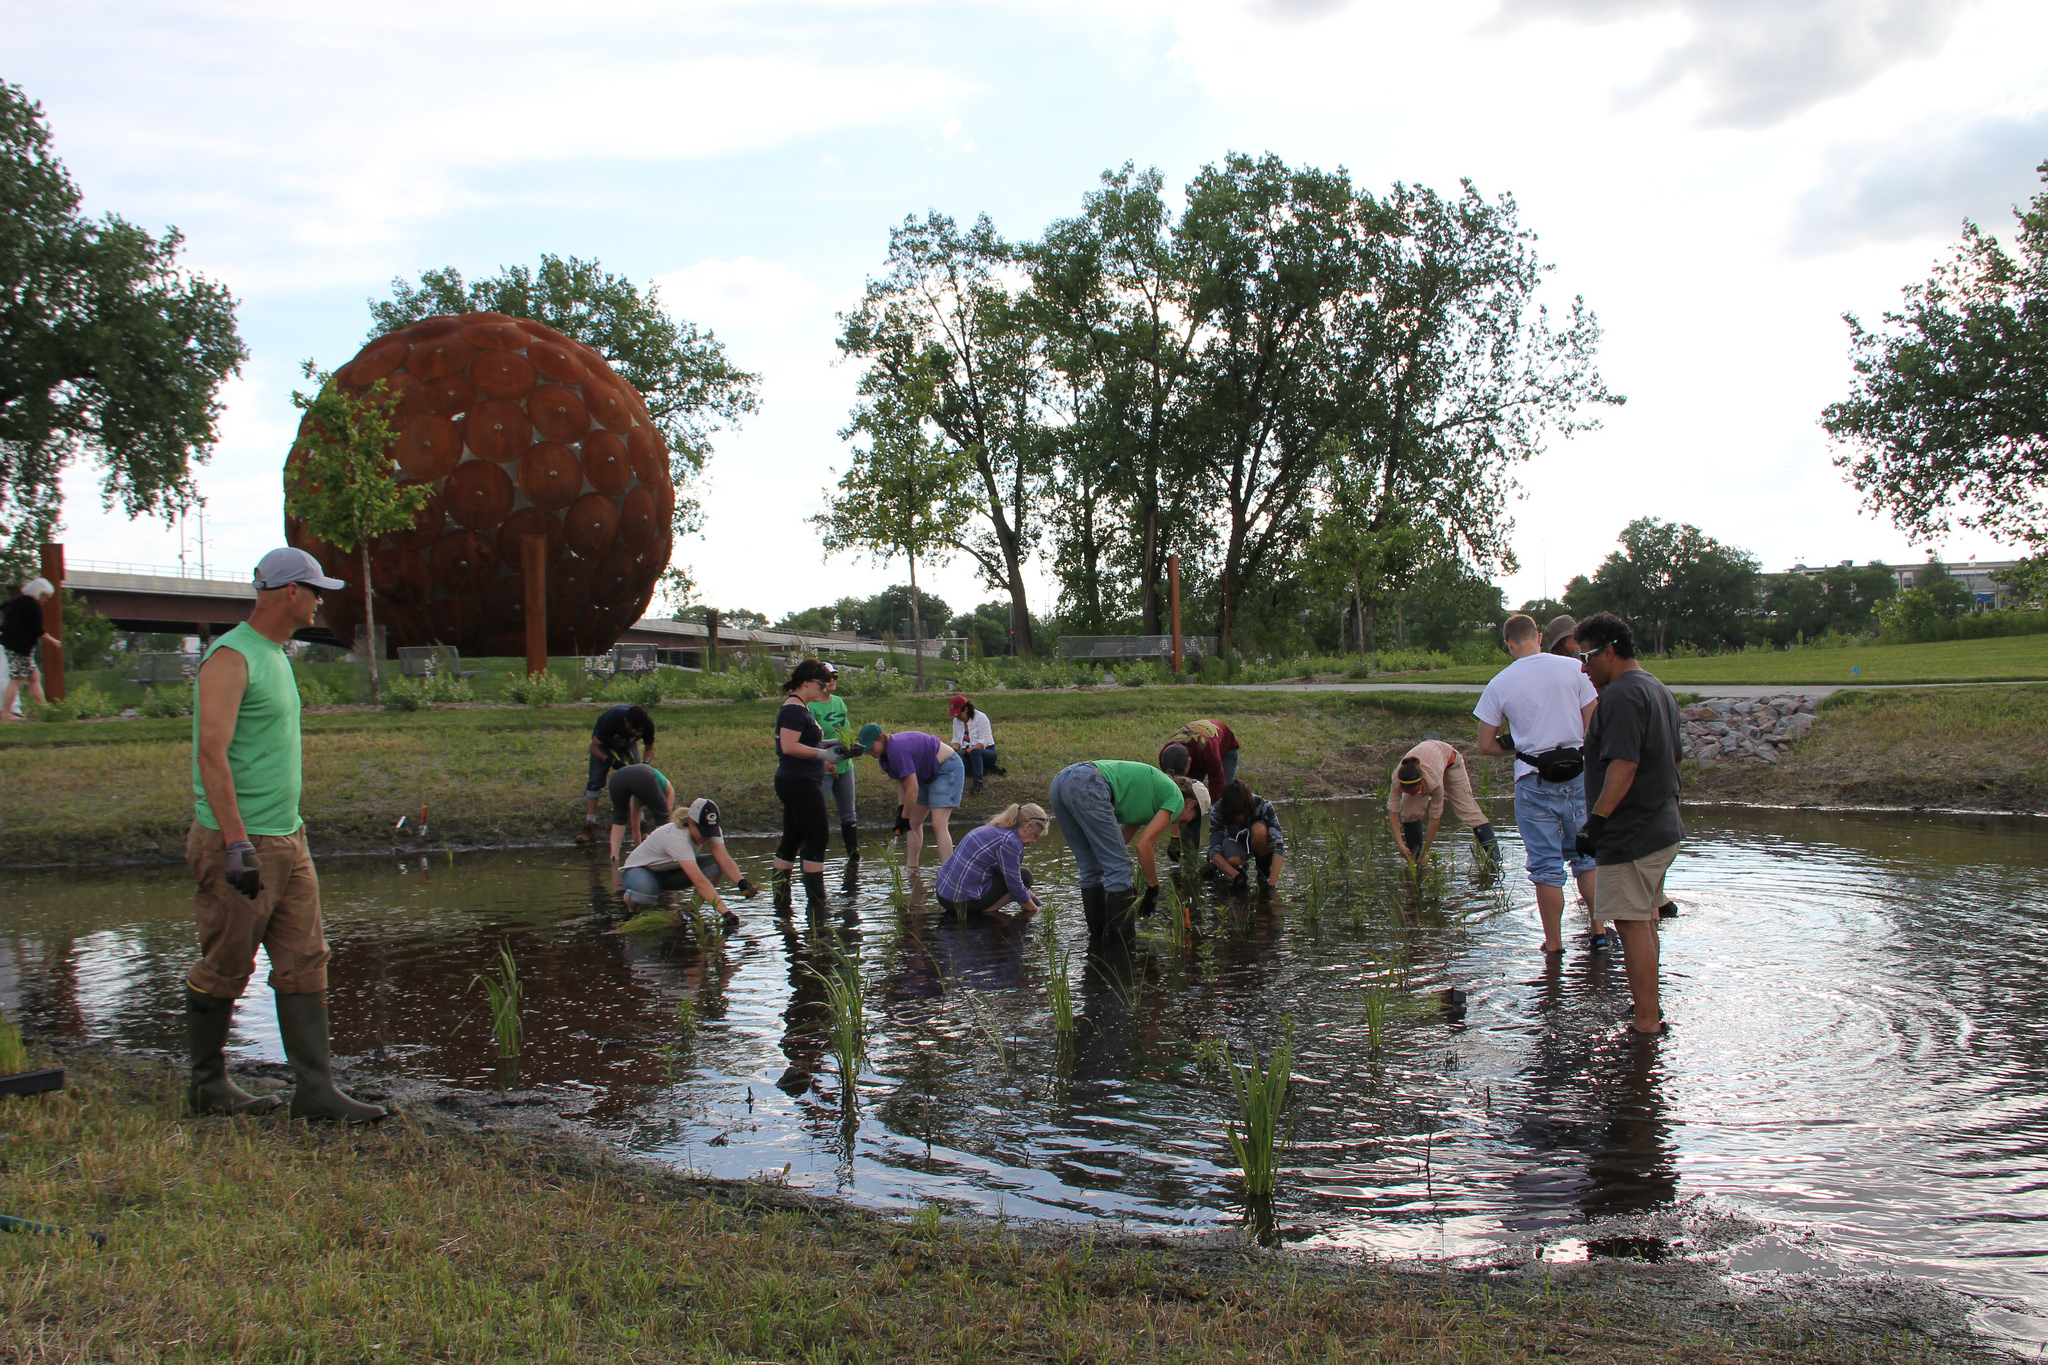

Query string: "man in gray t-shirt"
[1573, 612, 1683, 1039]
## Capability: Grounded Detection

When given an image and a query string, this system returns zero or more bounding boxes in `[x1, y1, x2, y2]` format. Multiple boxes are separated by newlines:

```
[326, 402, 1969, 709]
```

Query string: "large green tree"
[1565, 517, 1760, 654]
[838, 214, 1049, 658]
[0, 81, 245, 574]
[369, 256, 758, 541]
[1822, 160, 2048, 552]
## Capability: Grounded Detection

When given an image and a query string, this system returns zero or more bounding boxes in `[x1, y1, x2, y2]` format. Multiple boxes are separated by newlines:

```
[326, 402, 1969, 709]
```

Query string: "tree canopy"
[1822, 160, 2048, 553]
[0, 81, 245, 574]
[1564, 517, 1760, 654]
[369, 255, 758, 540]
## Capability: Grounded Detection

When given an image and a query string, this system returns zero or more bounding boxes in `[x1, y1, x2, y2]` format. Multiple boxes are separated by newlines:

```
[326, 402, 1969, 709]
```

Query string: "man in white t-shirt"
[1473, 613, 1603, 955]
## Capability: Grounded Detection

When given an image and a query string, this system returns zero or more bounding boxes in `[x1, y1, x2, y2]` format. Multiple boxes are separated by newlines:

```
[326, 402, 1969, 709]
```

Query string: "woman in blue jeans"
[1046, 760, 1200, 941]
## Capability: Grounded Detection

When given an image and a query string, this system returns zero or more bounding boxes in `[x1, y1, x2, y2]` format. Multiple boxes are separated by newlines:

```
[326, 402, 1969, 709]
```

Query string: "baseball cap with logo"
[687, 798, 723, 839]
[254, 547, 345, 591]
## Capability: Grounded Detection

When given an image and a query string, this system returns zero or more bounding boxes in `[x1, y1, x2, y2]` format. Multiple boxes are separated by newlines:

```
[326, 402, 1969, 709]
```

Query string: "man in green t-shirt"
[1045, 759, 1202, 941]
[184, 548, 386, 1123]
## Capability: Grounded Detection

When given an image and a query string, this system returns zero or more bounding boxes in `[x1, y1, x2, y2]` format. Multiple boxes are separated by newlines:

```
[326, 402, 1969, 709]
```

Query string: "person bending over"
[856, 723, 965, 871]
[621, 798, 754, 925]
[1208, 779, 1286, 890]
[1388, 739, 1499, 866]
[578, 703, 655, 845]
[605, 762, 674, 864]
[934, 803, 1046, 920]
[1046, 760, 1201, 941]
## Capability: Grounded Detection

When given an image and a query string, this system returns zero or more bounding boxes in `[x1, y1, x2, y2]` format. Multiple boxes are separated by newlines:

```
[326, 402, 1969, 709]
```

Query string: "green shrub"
[950, 658, 1004, 692]
[28, 681, 120, 722]
[504, 670, 574, 706]
[295, 673, 336, 708]
[140, 682, 194, 718]
[380, 673, 476, 711]
[1111, 662, 1156, 687]
[835, 665, 909, 699]
[598, 671, 665, 706]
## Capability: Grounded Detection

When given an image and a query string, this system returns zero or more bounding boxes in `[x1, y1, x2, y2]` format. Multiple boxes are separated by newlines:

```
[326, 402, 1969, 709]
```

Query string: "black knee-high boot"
[802, 870, 827, 908]
[1080, 885, 1106, 938]
[1473, 823, 1499, 859]
[771, 867, 793, 911]
[841, 821, 860, 857]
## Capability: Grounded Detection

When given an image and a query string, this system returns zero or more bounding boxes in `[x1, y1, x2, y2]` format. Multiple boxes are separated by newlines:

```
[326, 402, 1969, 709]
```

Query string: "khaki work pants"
[1394, 755, 1489, 830]
[185, 822, 329, 998]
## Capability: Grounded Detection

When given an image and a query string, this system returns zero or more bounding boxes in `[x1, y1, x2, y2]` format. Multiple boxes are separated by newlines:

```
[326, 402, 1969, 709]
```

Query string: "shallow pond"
[4, 801, 2045, 1345]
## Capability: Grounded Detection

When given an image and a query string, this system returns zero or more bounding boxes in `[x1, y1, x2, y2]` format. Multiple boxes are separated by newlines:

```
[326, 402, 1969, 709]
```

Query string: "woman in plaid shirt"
[934, 804, 1046, 919]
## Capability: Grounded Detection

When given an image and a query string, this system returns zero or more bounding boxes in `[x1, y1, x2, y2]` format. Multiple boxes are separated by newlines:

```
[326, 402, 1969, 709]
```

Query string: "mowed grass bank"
[0, 1048, 1973, 1365]
[1416, 634, 2048, 687]
[1686, 685, 2048, 811]
[0, 689, 1480, 865]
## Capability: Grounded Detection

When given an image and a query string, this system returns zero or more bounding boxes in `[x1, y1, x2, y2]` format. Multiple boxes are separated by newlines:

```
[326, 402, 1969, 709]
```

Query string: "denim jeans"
[622, 857, 723, 906]
[1514, 773, 1595, 888]
[963, 746, 999, 781]
[820, 767, 857, 824]
[917, 751, 967, 809]
[1047, 762, 1132, 894]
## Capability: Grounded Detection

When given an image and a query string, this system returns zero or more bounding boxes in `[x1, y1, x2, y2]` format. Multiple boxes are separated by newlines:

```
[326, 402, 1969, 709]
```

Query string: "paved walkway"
[1233, 679, 2046, 701]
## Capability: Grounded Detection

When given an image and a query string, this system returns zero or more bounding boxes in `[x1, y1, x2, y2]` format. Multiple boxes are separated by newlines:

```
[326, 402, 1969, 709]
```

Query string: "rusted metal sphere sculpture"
[285, 312, 674, 658]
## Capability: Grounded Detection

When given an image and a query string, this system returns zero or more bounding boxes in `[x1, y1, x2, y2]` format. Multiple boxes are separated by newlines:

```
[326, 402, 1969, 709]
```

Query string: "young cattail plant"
[0, 1004, 27, 1075]
[807, 940, 867, 1104]
[471, 940, 523, 1059]
[1219, 1015, 1294, 1198]
[1042, 920, 1076, 1037]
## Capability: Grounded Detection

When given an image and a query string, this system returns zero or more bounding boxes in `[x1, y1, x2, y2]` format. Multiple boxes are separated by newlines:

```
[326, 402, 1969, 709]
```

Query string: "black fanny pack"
[1515, 746, 1585, 783]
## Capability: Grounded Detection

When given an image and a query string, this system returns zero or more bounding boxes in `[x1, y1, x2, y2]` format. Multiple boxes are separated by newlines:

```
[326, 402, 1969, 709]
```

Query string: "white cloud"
[654, 257, 824, 335]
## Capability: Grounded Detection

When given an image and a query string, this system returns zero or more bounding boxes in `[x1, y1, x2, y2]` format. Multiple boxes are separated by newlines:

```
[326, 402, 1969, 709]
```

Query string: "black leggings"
[774, 775, 830, 865]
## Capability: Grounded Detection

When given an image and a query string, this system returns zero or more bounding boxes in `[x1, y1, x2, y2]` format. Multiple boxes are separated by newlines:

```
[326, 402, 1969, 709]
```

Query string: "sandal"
[1622, 1020, 1669, 1038]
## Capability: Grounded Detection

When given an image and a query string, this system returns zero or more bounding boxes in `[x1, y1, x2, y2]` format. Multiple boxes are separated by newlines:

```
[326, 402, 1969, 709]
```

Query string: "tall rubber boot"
[1101, 888, 1139, 942]
[771, 867, 793, 912]
[184, 987, 281, 1116]
[1254, 854, 1274, 886]
[802, 870, 828, 910]
[274, 992, 388, 1123]
[1402, 820, 1424, 856]
[841, 822, 861, 858]
[1473, 823, 1500, 864]
[1080, 885, 1107, 938]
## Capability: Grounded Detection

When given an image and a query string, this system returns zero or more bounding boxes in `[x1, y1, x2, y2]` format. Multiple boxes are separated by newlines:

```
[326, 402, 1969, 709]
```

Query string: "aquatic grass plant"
[0, 1004, 27, 1075]
[1217, 1015, 1294, 1198]
[807, 939, 867, 1102]
[655, 997, 698, 1083]
[469, 941, 523, 1059]
[1361, 984, 1391, 1054]
[1041, 919, 1076, 1037]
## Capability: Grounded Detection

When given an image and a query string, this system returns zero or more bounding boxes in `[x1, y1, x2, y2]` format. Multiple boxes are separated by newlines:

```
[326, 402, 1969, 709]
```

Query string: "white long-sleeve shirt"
[951, 711, 996, 749]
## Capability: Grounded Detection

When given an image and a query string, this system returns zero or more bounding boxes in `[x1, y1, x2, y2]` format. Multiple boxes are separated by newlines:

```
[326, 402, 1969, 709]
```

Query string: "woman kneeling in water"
[933, 803, 1046, 921]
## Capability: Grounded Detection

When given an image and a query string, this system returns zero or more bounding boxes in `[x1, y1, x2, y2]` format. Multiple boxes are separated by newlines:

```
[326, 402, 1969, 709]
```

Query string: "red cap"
[948, 694, 969, 717]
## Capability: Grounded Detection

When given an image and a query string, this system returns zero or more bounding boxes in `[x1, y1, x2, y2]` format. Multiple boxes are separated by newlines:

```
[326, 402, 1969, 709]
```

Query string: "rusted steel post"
[39, 543, 64, 701]
[704, 608, 720, 672]
[1168, 553, 1183, 675]
[522, 536, 547, 677]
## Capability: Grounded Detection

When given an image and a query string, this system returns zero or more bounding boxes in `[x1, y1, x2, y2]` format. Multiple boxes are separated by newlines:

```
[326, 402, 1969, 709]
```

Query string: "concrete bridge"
[59, 562, 941, 664]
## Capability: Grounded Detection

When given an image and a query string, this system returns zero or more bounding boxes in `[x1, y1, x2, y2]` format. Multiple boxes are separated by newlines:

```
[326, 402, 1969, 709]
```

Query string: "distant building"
[1780, 558, 2024, 609]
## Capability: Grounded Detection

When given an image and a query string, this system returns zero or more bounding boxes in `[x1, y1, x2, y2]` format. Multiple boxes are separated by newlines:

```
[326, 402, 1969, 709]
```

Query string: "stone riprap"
[1680, 694, 1818, 767]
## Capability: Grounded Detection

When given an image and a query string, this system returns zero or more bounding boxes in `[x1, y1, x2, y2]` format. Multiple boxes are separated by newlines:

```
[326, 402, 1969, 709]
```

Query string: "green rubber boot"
[184, 987, 281, 1116]
[275, 992, 389, 1124]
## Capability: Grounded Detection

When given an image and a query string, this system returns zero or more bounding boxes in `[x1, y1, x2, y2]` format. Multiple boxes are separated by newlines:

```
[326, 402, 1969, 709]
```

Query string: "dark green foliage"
[1822, 159, 2048, 552]
[61, 589, 114, 670]
[1755, 563, 1897, 644]
[950, 600, 1021, 656]
[370, 255, 759, 538]
[1564, 517, 1760, 654]
[0, 81, 246, 576]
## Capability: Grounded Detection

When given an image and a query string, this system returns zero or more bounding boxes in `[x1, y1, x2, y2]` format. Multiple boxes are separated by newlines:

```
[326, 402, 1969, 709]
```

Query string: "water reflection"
[2, 804, 2044, 1344]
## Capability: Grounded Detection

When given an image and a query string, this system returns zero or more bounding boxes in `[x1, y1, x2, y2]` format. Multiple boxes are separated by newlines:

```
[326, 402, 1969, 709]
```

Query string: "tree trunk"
[1004, 559, 1033, 661]
[1362, 598, 1378, 654]
[1396, 600, 1407, 652]
[1219, 559, 1234, 668]
[1139, 505, 1160, 634]
[908, 553, 925, 692]
[1351, 574, 1368, 663]
[360, 542, 381, 703]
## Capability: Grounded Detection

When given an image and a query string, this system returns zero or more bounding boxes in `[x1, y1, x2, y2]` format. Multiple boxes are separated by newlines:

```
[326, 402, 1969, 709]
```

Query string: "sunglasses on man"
[1573, 644, 1608, 662]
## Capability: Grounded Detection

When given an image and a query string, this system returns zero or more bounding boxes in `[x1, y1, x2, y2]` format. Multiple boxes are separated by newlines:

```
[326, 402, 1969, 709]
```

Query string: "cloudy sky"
[8, 0, 2045, 621]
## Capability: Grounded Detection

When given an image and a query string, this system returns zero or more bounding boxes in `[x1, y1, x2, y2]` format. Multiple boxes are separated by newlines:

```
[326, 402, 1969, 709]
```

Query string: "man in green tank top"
[183, 547, 386, 1123]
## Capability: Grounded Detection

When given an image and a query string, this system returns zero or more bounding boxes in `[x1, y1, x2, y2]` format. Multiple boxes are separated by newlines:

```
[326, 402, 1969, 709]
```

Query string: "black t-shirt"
[1584, 666, 1685, 863]
[591, 704, 650, 758]
[1, 595, 42, 654]
[774, 700, 824, 782]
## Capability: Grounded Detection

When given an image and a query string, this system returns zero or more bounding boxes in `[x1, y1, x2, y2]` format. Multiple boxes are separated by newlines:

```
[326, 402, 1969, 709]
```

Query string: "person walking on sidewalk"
[1387, 739, 1500, 866]
[1, 577, 59, 720]
[810, 663, 861, 860]
[1573, 612, 1685, 1038]
[184, 547, 386, 1122]
[1474, 613, 1601, 955]
[948, 695, 1005, 793]
[1046, 760, 1201, 942]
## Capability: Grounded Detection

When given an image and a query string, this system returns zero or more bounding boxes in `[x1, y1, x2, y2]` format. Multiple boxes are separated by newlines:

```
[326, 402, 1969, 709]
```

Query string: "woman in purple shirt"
[934, 803, 1046, 919]
[854, 722, 964, 871]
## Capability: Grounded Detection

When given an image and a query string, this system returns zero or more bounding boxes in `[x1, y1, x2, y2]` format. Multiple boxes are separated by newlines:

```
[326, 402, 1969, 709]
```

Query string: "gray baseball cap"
[254, 547, 345, 591]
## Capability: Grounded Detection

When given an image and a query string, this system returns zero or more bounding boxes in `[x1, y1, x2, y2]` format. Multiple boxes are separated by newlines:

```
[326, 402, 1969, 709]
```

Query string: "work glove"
[1230, 871, 1250, 893]
[736, 877, 757, 898]
[816, 740, 848, 763]
[1139, 884, 1159, 917]
[1575, 813, 1607, 859]
[894, 812, 912, 835]
[223, 840, 262, 900]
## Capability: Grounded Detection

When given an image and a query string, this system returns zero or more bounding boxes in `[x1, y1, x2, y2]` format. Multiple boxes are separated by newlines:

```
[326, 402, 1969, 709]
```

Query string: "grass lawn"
[1412, 634, 2048, 687]
[0, 1047, 1965, 1365]
[0, 688, 1482, 864]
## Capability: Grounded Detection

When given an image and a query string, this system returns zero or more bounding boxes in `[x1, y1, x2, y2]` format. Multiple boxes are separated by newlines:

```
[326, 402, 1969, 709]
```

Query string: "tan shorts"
[186, 822, 329, 998]
[1395, 757, 1489, 829]
[1594, 842, 1680, 922]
